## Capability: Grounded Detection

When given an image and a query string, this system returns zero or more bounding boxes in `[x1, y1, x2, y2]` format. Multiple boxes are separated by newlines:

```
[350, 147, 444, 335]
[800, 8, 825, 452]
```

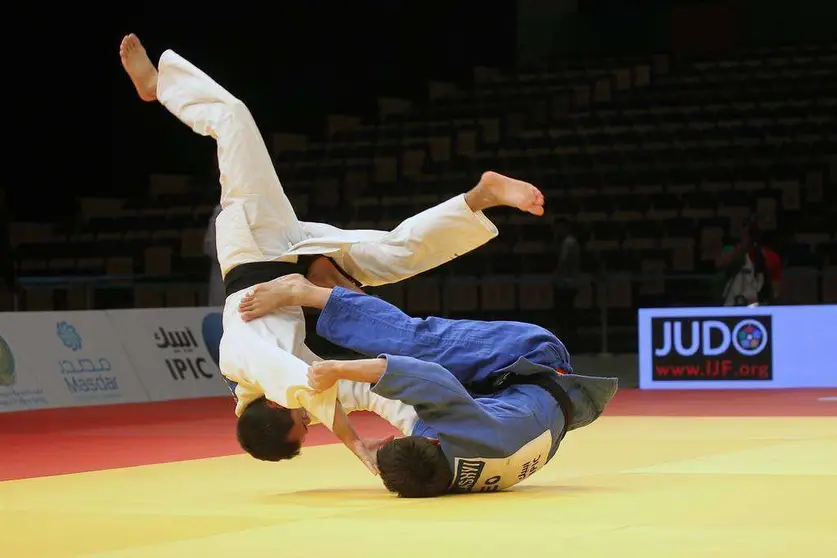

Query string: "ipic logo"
[154, 326, 213, 381]
[651, 316, 772, 381]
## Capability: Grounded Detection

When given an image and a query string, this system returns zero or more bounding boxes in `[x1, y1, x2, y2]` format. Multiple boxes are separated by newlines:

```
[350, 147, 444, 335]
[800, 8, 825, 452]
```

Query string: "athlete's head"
[236, 397, 310, 461]
[377, 436, 452, 498]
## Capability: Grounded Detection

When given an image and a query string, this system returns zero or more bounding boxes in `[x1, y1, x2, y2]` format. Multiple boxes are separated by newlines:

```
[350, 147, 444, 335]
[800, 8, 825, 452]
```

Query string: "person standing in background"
[716, 218, 782, 306]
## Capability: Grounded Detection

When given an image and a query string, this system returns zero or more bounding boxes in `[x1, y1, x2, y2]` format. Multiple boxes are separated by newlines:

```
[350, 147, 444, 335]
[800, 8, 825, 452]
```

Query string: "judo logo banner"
[651, 316, 772, 381]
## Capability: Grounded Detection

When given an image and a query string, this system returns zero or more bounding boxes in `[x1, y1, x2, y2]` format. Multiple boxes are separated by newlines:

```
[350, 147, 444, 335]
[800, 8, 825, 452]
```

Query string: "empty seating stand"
[10, 42, 836, 353]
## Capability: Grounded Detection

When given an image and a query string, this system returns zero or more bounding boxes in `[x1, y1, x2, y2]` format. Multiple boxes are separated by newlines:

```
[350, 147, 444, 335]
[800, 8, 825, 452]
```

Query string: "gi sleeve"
[371, 354, 505, 450]
[221, 320, 338, 428]
[340, 194, 498, 287]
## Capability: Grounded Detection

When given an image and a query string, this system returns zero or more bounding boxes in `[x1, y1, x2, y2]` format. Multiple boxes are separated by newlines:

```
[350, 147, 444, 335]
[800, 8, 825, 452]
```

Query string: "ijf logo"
[733, 320, 768, 355]
[0, 334, 15, 387]
[651, 316, 772, 381]
[57, 321, 83, 351]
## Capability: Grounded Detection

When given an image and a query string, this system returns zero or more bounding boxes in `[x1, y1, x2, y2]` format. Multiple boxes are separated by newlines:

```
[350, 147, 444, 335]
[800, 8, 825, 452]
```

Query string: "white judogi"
[156, 50, 498, 430]
[338, 381, 418, 435]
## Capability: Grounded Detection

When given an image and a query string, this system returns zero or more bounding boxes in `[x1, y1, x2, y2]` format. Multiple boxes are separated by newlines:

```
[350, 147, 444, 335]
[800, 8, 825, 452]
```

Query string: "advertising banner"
[0, 311, 149, 411]
[639, 305, 837, 389]
[108, 308, 228, 401]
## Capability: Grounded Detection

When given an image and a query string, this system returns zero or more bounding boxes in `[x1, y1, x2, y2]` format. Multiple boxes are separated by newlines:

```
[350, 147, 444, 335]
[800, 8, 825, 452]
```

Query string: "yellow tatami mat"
[2, 416, 835, 558]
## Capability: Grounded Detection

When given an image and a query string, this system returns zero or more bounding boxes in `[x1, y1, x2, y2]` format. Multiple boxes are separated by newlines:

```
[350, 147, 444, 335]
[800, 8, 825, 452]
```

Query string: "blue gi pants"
[316, 287, 572, 385]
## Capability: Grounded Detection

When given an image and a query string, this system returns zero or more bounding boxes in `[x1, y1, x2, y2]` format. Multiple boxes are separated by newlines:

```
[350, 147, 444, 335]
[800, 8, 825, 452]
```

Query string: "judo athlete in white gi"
[118, 34, 546, 472]
[238, 276, 619, 497]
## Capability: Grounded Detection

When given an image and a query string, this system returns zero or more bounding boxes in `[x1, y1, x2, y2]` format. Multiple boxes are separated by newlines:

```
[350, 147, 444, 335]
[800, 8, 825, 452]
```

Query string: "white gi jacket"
[156, 50, 498, 430]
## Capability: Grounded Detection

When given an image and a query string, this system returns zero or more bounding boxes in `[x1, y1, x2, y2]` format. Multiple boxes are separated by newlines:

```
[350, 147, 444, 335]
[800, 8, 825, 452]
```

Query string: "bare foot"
[467, 171, 545, 216]
[119, 34, 158, 102]
[238, 274, 311, 322]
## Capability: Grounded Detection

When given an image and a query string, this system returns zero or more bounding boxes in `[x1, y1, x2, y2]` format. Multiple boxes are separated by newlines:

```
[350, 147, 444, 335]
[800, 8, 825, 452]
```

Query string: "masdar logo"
[0, 334, 14, 387]
[57, 321, 83, 351]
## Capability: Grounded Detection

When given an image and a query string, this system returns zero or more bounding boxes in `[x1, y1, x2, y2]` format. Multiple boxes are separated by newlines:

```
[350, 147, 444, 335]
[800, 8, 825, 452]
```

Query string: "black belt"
[223, 256, 362, 298]
[223, 259, 314, 298]
[467, 372, 574, 440]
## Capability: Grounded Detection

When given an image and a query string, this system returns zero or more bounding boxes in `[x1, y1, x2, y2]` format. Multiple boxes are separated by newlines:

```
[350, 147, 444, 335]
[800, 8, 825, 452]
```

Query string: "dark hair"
[236, 397, 301, 461]
[377, 436, 452, 498]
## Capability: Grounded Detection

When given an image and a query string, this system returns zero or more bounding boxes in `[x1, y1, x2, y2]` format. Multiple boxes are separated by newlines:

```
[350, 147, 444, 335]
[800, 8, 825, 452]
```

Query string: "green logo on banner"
[0, 335, 15, 387]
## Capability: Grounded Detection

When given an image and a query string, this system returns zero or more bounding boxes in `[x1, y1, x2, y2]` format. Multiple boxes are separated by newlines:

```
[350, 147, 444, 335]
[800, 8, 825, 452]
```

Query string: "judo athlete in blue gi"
[238, 275, 619, 497]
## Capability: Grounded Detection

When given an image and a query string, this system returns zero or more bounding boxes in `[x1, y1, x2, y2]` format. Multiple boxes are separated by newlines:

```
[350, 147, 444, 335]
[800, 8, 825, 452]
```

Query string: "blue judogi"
[316, 288, 618, 493]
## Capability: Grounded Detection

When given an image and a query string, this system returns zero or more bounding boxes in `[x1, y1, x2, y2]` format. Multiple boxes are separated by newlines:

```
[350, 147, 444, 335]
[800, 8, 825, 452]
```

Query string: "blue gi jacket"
[317, 288, 617, 493]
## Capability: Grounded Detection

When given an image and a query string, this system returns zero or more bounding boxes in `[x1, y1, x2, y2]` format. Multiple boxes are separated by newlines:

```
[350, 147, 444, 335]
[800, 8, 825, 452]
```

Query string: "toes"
[122, 34, 142, 54]
[530, 185, 543, 200]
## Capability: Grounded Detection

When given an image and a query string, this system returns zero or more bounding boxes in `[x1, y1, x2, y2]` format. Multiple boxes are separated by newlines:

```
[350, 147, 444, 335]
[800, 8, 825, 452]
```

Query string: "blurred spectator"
[716, 218, 782, 306]
[204, 204, 225, 307]
[555, 218, 580, 345]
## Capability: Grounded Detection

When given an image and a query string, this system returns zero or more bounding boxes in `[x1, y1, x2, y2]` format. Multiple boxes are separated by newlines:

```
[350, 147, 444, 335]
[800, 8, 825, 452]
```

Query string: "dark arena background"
[1, 1, 835, 556]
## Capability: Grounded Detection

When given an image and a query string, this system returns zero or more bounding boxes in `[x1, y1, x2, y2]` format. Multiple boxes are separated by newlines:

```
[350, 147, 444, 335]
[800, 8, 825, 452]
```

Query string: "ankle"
[299, 284, 331, 310]
[464, 185, 495, 213]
